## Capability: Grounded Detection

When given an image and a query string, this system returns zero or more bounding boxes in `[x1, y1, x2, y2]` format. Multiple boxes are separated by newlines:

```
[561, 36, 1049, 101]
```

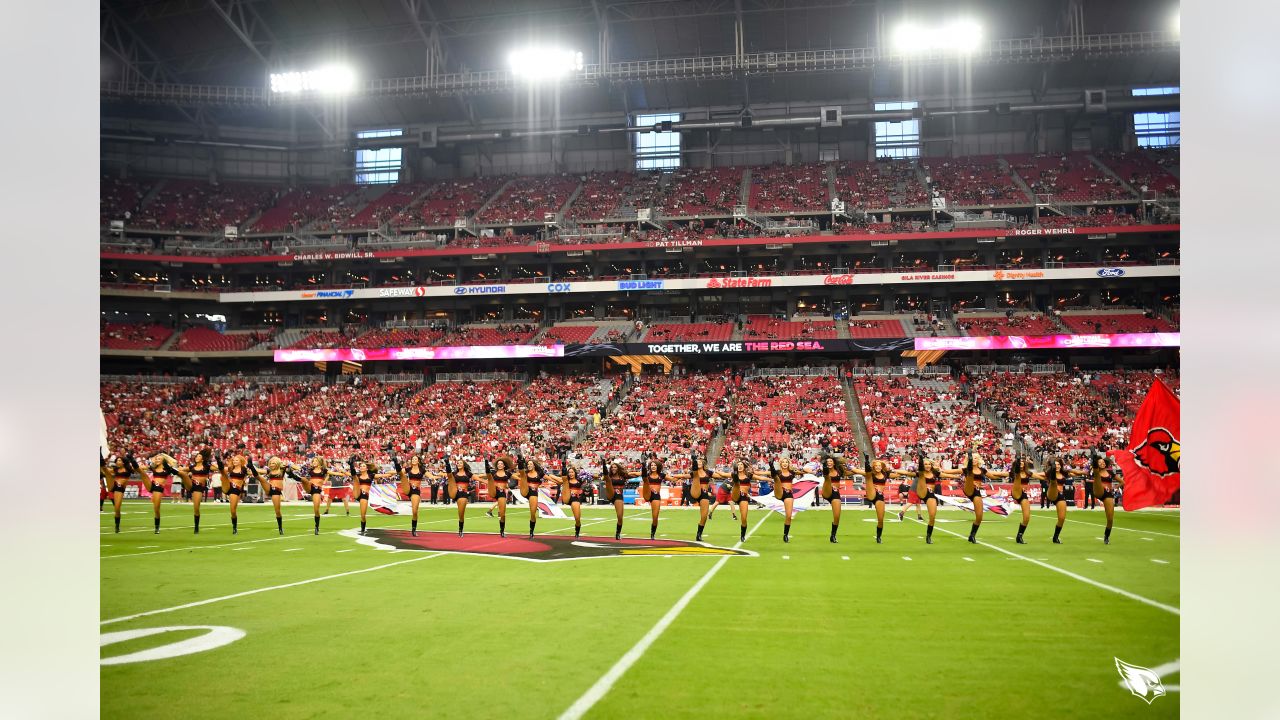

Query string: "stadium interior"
[98, 0, 1182, 716]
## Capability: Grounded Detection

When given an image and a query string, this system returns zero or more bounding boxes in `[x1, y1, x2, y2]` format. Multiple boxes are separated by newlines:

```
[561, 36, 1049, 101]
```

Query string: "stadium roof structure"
[102, 0, 1179, 138]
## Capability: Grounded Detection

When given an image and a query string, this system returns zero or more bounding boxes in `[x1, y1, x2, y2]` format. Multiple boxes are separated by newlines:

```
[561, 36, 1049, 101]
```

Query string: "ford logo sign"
[1097, 268, 1126, 278]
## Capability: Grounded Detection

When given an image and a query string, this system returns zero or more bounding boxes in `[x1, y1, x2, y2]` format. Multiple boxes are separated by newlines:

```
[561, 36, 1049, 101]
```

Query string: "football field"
[100, 500, 1179, 719]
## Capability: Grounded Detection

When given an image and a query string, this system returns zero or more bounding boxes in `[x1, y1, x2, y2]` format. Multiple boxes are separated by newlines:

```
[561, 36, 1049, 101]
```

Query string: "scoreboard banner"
[224, 264, 1179, 304]
[273, 333, 1179, 362]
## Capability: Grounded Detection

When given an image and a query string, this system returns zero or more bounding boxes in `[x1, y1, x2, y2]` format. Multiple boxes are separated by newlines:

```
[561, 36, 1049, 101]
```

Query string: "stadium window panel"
[873, 101, 920, 159]
[1134, 111, 1180, 147]
[1132, 86, 1180, 96]
[634, 112, 681, 170]
[356, 128, 404, 139]
[355, 147, 402, 185]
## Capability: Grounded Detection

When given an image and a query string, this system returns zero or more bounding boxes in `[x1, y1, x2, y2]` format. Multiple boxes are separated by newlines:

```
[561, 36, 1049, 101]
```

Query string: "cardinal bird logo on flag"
[1108, 380, 1181, 511]
[1131, 427, 1180, 476]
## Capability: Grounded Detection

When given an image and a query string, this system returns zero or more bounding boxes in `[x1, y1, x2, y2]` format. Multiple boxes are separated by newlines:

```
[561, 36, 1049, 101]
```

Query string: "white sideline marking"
[1140, 537, 1154, 541]
[231, 548, 252, 552]
[1037, 515, 1179, 538]
[841, 556, 850, 561]
[137, 546, 158, 549]
[102, 533, 310, 559]
[1087, 558, 1103, 563]
[782, 555, 790, 560]
[101, 554, 443, 626]
[556, 514, 769, 720]
[911, 518, 1179, 616]
[336, 549, 354, 553]
[284, 548, 303, 552]
[1152, 559, 1169, 565]
[963, 557, 974, 562]
[902, 556, 912, 561]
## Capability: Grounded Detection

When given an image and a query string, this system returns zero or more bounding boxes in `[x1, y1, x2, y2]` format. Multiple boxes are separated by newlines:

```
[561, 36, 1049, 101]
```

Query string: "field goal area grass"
[101, 500, 1180, 720]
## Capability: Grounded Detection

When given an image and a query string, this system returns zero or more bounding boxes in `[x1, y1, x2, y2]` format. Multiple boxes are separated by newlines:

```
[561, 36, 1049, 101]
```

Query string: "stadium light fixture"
[890, 19, 984, 55]
[269, 65, 357, 95]
[507, 47, 584, 82]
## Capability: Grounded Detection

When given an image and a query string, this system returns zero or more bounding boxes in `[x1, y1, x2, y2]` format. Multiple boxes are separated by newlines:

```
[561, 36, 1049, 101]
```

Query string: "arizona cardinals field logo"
[1132, 427, 1180, 475]
[1114, 658, 1167, 704]
[341, 529, 756, 562]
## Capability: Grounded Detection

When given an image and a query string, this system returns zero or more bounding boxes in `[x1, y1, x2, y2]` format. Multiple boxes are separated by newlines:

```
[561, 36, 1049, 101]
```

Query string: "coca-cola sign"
[823, 274, 855, 285]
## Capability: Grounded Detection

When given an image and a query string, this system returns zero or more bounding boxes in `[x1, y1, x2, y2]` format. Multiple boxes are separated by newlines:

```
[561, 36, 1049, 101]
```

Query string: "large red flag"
[1107, 379, 1180, 511]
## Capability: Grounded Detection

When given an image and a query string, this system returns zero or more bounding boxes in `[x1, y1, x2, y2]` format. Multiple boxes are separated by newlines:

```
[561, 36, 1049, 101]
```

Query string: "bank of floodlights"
[508, 47, 584, 82]
[269, 65, 357, 95]
[890, 19, 984, 55]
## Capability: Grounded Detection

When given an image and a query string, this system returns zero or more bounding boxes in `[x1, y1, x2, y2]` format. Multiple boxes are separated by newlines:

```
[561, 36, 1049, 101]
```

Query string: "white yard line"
[101, 533, 311, 559]
[556, 513, 770, 720]
[101, 554, 443, 626]
[911, 518, 1179, 616]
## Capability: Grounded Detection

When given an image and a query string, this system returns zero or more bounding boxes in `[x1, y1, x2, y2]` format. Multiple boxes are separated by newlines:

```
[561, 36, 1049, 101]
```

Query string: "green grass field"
[101, 500, 1179, 719]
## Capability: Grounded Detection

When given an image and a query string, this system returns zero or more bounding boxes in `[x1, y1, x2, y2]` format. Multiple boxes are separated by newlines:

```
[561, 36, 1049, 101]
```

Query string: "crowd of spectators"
[748, 164, 829, 213]
[660, 167, 744, 217]
[721, 375, 852, 463]
[578, 370, 733, 462]
[249, 184, 356, 233]
[834, 160, 930, 209]
[1006, 153, 1131, 203]
[128, 180, 278, 233]
[924, 155, 1029, 206]
[855, 375, 1004, 463]
[477, 174, 580, 224]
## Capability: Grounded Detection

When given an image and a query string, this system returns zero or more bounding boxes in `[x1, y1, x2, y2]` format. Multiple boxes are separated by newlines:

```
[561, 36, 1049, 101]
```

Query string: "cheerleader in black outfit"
[301, 456, 332, 535]
[216, 450, 254, 534]
[858, 454, 891, 544]
[941, 449, 989, 544]
[100, 452, 137, 533]
[987, 455, 1034, 543]
[444, 455, 474, 537]
[1036, 455, 1070, 543]
[819, 455, 855, 543]
[681, 451, 717, 542]
[638, 455, 668, 540]
[518, 453, 563, 538]
[770, 456, 802, 543]
[559, 457, 588, 537]
[1084, 451, 1119, 544]
[483, 455, 517, 537]
[261, 457, 296, 535]
[139, 453, 178, 534]
[348, 455, 393, 536]
[394, 453, 433, 536]
[600, 457, 633, 540]
[901, 454, 942, 544]
[177, 448, 214, 534]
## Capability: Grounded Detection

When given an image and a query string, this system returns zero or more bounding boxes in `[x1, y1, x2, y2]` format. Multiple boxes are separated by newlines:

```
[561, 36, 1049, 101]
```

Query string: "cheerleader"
[600, 457, 633, 540]
[680, 451, 716, 542]
[138, 453, 178, 534]
[518, 453, 563, 538]
[559, 457, 588, 538]
[443, 455, 474, 537]
[858, 454, 892, 544]
[348, 455, 393, 536]
[721, 459, 768, 544]
[1084, 451, 1118, 544]
[770, 456, 803, 543]
[100, 452, 137, 533]
[1036, 455, 1070, 543]
[260, 457, 296, 535]
[638, 455, 668, 541]
[176, 448, 215, 534]
[216, 449, 254, 534]
[482, 455, 517, 537]
[819, 455, 855, 543]
[393, 453, 432, 537]
[301, 456, 332, 535]
[902, 454, 943, 544]
[941, 449, 989, 544]
[987, 454, 1033, 544]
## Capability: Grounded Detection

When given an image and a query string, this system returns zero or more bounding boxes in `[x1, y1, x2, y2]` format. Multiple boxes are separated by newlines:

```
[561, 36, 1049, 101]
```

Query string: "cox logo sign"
[546, 283, 572, 294]
[1097, 268, 1126, 278]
